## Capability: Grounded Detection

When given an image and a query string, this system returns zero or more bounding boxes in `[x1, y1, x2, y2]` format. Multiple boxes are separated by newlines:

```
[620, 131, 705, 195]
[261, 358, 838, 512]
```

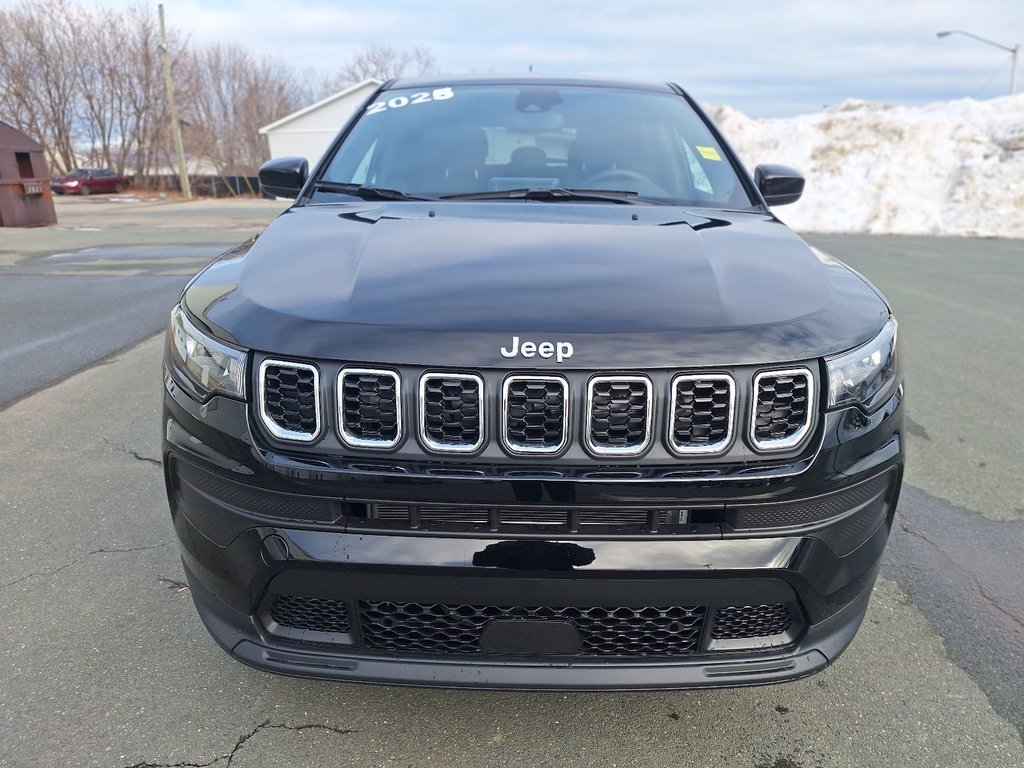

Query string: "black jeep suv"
[163, 76, 903, 689]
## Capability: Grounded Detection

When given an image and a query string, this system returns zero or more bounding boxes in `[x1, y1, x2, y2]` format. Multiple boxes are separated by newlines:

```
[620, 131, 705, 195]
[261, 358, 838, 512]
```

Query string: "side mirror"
[259, 156, 308, 199]
[754, 164, 804, 206]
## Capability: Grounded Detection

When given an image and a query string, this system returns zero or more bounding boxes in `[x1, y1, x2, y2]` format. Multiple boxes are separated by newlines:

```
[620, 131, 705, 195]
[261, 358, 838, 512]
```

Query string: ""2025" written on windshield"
[365, 87, 454, 115]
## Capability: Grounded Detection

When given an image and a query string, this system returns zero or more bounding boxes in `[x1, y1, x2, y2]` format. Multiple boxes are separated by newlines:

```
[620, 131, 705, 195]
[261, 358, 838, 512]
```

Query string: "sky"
[6, 0, 1023, 116]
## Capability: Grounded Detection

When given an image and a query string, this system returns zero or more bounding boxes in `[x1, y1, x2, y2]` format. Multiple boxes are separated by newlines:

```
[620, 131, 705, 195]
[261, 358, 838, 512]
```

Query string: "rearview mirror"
[754, 164, 804, 206]
[259, 156, 308, 199]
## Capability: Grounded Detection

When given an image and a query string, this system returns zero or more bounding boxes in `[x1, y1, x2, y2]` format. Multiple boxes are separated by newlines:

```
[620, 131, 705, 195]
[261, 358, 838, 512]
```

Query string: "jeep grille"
[339, 368, 401, 448]
[586, 376, 652, 456]
[258, 360, 320, 441]
[420, 373, 484, 452]
[670, 374, 734, 455]
[503, 376, 568, 454]
[751, 368, 814, 451]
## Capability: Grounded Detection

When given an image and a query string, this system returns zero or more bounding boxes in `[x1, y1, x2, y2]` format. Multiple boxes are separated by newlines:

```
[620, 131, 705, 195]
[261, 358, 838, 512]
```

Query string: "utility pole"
[1013, 44, 1020, 96]
[937, 30, 1020, 96]
[159, 4, 192, 199]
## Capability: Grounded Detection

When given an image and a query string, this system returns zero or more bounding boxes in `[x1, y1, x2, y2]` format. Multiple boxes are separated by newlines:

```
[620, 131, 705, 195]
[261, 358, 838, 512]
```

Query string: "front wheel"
[79, 184, 91, 196]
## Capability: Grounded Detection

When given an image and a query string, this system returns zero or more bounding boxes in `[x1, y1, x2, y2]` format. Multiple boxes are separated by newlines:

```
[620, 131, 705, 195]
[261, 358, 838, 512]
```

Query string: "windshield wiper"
[441, 188, 645, 204]
[310, 181, 431, 201]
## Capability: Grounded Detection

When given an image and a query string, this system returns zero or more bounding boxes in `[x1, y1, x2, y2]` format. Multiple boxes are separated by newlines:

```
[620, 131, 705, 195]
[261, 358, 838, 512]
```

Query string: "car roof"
[387, 74, 682, 95]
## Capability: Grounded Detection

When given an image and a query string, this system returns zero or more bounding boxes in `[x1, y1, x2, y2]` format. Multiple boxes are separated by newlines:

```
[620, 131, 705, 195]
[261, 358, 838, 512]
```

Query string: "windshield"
[67, 169, 90, 178]
[317, 84, 754, 208]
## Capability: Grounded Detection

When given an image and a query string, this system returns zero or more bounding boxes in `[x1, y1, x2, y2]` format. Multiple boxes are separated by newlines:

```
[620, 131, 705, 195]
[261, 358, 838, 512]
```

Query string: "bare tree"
[326, 44, 437, 91]
[119, 4, 173, 183]
[0, 0, 393, 190]
[0, 0, 174, 178]
[0, 0, 82, 172]
[182, 43, 308, 183]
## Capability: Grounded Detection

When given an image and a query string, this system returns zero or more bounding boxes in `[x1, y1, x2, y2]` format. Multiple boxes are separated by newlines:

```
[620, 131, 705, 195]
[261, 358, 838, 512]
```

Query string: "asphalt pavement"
[806, 233, 1024, 523]
[803, 233, 1024, 739]
[0, 196, 288, 407]
[0, 200, 1021, 766]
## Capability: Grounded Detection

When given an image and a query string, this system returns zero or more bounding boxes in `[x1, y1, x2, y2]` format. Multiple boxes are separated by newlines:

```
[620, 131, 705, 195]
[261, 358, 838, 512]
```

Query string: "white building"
[259, 79, 381, 167]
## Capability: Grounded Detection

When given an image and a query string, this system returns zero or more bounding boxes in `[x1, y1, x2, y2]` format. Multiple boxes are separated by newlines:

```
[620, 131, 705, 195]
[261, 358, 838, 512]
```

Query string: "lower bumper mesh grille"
[270, 595, 351, 633]
[358, 601, 705, 656]
[711, 603, 792, 639]
[265, 596, 800, 657]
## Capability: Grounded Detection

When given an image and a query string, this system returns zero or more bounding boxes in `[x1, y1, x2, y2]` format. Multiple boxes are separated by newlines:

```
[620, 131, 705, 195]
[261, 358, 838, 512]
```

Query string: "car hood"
[185, 202, 888, 368]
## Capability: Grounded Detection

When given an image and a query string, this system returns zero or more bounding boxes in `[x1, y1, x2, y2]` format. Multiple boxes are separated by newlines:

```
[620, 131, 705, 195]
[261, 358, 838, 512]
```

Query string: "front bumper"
[163, 373, 903, 690]
[183, 548, 877, 690]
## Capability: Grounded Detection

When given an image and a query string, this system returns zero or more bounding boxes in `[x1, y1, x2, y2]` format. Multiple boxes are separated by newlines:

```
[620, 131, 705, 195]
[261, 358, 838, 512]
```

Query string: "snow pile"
[706, 95, 1024, 237]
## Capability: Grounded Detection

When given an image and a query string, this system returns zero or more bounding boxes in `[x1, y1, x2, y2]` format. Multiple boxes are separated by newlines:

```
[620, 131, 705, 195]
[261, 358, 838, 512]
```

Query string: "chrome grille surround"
[501, 375, 570, 455]
[418, 372, 485, 453]
[750, 367, 815, 452]
[337, 367, 402, 449]
[258, 359, 321, 442]
[252, 358, 822, 463]
[668, 373, 735, 456]
[585, 375, 653, 457]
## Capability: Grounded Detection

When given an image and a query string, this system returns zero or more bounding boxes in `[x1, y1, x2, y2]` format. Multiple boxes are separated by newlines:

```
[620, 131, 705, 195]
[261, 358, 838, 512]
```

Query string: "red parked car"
[50, 168, 129, 196]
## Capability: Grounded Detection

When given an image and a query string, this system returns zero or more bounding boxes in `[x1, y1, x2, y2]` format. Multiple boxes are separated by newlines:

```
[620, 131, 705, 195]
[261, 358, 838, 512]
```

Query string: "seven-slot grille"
[670, 374, 734, 454]
[751, 368, 814, 451]
[503, 376, 568, 454]
[586, 376, 652, 455]
[420, 373, 484, 452]
[258, 361, 816, 457]
[258, 360, 320, 441]
[338, 368, 401, 448]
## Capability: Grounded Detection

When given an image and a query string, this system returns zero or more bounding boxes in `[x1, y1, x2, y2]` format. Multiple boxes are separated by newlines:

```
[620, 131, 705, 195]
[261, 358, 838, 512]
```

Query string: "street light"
[937, 30, 1020, 96]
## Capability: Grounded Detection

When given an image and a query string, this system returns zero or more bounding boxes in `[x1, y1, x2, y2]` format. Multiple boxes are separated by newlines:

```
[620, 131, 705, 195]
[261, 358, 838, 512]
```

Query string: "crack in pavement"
[158, 576, 190, 592]
[119, 720, 358, 768]
[903, 415, 931, 441]
[103, 437, 162, 467]
[898, 519, 1024, 639]
[0, 543, 171, 591]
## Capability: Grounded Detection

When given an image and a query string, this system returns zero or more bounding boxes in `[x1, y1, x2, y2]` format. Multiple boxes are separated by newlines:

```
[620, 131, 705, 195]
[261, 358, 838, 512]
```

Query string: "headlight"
[826, 318, 899, 412]
[168, 305, 246, 400]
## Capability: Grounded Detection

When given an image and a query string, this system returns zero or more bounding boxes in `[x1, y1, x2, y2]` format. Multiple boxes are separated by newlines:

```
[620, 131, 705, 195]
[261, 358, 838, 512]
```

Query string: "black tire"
[115, 182, 125, 193]
[80, 184, 91, 196]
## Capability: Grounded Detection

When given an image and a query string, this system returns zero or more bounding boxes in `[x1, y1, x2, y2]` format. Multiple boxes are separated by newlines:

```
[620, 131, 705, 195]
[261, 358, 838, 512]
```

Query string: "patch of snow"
[705, 94, 1024, 237]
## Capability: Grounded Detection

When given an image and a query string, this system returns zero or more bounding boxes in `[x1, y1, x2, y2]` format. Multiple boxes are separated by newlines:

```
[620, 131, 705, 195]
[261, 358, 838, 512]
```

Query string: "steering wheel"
[579, 168, 656, 189]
